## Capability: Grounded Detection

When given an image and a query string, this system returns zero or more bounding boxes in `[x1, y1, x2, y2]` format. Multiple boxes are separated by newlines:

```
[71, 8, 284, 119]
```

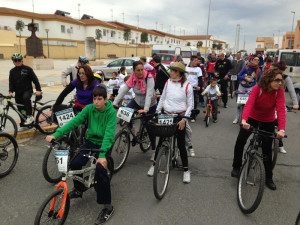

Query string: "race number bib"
[158, 114, 174, 125]
[107, 88, 113, 95]
[231, 75, 237, 81]
[117, 107, 134, 123]
[237, 94, 249, 104]
[55, 108, 75, 127]
[54, 150, 69, 172]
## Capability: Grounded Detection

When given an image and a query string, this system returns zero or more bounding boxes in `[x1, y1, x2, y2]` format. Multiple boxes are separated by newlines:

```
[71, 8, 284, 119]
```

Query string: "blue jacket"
[238, 66, 262, 88]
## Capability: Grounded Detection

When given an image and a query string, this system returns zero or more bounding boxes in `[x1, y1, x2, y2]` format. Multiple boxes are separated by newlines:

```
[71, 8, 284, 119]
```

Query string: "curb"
[6, 125, 58, 140]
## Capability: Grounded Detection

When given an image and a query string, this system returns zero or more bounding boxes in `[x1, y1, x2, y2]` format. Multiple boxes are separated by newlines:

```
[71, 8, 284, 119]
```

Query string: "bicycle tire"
[34, 188, 70, 225]
[153, 145, 171, 200]
[36, 105, 58, 135]
[0, 114, 18, 142]
[237, 153, 265, 214]
[42, 145, 63, 184]
[271, 139, 279, 170]
[139, 127, 151, 152]
[107, 156, 114, 181]
[205, 106, 211, 127]
[239, 105, 244, 123]
[0, 133, 19, 178]
[111, 130, 130, 173]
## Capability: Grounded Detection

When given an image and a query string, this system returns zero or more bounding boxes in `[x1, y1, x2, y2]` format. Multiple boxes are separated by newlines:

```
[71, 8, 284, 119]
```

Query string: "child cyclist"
[147, 62, 194, 183]
[45, 86, 117, 225]
[201, 78, 221, 123]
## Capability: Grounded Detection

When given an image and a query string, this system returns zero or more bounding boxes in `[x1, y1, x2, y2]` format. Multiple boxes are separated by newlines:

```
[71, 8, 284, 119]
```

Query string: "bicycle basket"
[147, 119, 177, 138]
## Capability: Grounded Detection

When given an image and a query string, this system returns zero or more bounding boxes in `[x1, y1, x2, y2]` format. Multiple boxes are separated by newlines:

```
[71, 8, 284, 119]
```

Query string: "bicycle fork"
[49, 181, 68, 218]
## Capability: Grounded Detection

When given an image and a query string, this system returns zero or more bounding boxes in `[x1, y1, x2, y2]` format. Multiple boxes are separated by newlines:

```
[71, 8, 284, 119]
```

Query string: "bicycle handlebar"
[50, 140, 105, 153]
[239, 124, 287, 138]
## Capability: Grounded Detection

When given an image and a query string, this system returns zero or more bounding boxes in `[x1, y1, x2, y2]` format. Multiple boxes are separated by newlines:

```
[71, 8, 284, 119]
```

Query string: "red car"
[157, 53, 184, 64]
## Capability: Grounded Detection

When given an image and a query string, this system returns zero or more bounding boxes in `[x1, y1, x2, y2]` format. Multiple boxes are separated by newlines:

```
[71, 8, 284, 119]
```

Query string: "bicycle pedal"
[246, 181, 255, 186]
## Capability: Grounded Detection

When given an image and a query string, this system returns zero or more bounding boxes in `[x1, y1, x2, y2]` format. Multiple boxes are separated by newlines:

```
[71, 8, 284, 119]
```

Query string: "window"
[181, 51, 192, 58]
[61, 25, 65, 33]
[177, 55, 183, 61]
[150, 35, 152, 41]
[296, 54, 300, 66]
[159, 55, 174, 61]
[119, 32, 121, 39]
[257, 44, 261, 48]
[124, 59, 134, 66]
[288, 40, 294, 48]
[103, 29, 106, 36]
[280, 53, 296, 66]
[108, 59, 123, 67]
[111, 31, 115, 38]
[274, 44, 279, 48]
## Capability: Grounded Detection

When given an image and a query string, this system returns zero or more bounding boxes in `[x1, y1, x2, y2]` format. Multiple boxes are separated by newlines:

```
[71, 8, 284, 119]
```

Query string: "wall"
[294, 21, 300, 49]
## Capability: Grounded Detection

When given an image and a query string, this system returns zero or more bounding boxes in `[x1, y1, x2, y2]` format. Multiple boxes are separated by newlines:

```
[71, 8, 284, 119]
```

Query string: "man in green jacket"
[46, 86, 117, 225]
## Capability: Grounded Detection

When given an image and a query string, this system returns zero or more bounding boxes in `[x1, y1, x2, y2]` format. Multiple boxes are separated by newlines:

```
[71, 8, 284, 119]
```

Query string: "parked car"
[93, 57, 140, 80]
[157, 53, 184, 65]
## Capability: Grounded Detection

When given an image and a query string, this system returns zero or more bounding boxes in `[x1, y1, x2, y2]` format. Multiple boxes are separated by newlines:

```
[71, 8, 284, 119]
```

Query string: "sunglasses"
[78, 72, 86, 75]
[273, 79, 283, 83]
[14, 59, 22, 62]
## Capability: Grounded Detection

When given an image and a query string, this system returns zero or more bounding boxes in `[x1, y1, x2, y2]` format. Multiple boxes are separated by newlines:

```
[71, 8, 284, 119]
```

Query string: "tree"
[123, 28, 131, 57]
[140, 32, 149, 54]
[212, 43, 217, 49]
[197, 41, 203, 48]
[187, 42, 191, 46]
[15, 20, 25, 54]
[95, 29, 102, 59]
[217, 43, 222, 50]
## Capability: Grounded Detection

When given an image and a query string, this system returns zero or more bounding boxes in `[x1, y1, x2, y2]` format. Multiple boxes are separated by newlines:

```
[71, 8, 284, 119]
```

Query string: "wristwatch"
[279, 129, 285, 133]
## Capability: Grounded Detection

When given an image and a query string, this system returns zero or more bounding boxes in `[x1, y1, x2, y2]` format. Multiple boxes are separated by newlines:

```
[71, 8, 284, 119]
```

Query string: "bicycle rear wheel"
[237, 154, 265, 214]
[111, 130, 130, 173]
[0, 114, 17, 142]
[34, 188, 70, 225]
[36, 105, 58, 134]
[140, 127, 151, 152]
[205, 106, 211, 127]
[271, 139, 279, 170]
[0, 133, 19, 178]
[153, 145, 170, 200]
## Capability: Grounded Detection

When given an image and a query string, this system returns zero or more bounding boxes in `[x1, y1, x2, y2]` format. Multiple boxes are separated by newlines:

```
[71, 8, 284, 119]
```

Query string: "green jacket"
[53, 101, 117, 158]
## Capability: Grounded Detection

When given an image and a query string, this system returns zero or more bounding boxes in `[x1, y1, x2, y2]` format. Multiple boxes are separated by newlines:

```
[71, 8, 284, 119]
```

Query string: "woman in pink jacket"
[231, 68, 286, 191]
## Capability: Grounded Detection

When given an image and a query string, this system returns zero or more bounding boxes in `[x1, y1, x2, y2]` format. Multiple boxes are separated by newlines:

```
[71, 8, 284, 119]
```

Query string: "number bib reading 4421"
[55, 108, 75, 127]
[117, 107, 134, 122]
[237, 94, 249, 104]
[158, 114, 174, 125]
[54, 150, 69, 172]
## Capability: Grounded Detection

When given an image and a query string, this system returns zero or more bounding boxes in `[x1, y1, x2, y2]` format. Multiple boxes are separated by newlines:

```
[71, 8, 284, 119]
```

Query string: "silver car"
[93, 57, 140, 80]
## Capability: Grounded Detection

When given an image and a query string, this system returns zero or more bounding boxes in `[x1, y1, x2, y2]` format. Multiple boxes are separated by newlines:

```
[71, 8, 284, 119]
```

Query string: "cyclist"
[54, 64, 99, 112]
[147, 62, 193, 183]
[46, 86, 116, 224]
[94, 70, 104, 84]
[113, 61, 157, 161]
[61, 56, 89, 87]
[8, 53, 42, 127]
[231, 68, 286, 191]
[118, 66, 127, 86]
[107, 72, 120, 101]
[232, 56, 262, 124]
[201, 78, 221, 123]
[152, 55, 170, 95]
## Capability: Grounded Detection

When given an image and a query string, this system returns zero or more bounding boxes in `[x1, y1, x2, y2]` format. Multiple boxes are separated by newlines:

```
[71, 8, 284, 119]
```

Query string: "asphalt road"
[0, 93, 299, 225]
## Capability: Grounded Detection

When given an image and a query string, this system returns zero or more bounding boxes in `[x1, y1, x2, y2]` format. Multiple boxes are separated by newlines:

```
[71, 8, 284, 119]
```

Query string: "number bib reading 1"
[117, 107, 134, 122]
[231, 75, 237, 81]
[158, 114, 174, 125]
[237, 94, 249, 104]
[54, 150, 69, 172]
[55, 108, 75, 127]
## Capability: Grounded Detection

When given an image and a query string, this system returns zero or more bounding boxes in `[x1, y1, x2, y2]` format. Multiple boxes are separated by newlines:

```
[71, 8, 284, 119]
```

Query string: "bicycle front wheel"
[153, 145, 171, 200]
[237, 154, 265, 214]
[42, 145, 63, 183]
[272, 139, 279, 170]
[111, 130, 130, 173]
[205, 106, 211, 127]
[0, 133, 19, 178]
[36, 105, 58, 134]
[34, 188, 70, 225]
[140, 127, 151, 152]
[0, 114, 17, 141]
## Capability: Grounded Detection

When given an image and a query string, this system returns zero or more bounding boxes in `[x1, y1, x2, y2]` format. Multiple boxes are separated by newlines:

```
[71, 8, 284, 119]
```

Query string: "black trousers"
[219, 79, 228, 104]
[232, 117, 275, 179]
[15, 90, 33, 124]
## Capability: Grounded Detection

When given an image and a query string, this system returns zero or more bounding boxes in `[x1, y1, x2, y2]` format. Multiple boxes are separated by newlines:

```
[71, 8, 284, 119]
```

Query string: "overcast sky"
[2, 0, 300, 52]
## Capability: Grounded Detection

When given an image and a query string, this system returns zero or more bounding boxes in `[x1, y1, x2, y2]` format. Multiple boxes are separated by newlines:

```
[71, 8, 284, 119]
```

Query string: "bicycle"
[110, 106, 152, 173]
[0, 132, 19, 178]
[235, 91, 251, 123]
[34, 141, 114, 225]
[0, 93, 57, 136]
[237, 125, 287, 214]
[147, 113, 192, 200]
[203, 93, 220, 127]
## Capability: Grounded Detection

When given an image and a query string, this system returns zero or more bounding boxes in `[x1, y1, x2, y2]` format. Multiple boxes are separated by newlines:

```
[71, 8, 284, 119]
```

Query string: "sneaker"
[224, 104, 228, 108]
[183, 170, 191, 183]
[24, 116, 34, 125]
[279, 147, 287, 154]
[213, 119, 218, 123]
[68, 188, 83, 199]
[265, 179, 276, 190]
[191, 119, 195, 123]
[231, 168, 239, 178]
[150, 151, 155, 161]
[201, 102, 205, 107]
[147, 165, 155, 177]
[95, 207, 114, 225]
[188, 147, 195, 157]
[233, 118, 238, 124]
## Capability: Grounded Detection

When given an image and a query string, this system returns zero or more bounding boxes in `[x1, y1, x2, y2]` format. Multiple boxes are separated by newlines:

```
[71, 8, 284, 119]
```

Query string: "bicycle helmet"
[94, 73, 103, 82]
[11, 53, 23, 61]
[78, 56, 89, 64]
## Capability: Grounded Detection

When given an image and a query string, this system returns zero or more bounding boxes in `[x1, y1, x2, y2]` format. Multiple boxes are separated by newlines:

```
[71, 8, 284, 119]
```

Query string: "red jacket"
[242, 85, 286, 130]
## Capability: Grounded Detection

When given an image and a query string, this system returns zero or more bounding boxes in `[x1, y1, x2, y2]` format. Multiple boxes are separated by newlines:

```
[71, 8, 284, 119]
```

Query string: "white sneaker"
[150, 151, 155, 161]
[147, 165, 155, 177]
[183, 170, 191, 183]
[233, 118, 238, 124]
[191, 119, 195, 123]
[279, 147, 287, 154]
[24, 116, 34, 125]
[188, 148, 195, 157]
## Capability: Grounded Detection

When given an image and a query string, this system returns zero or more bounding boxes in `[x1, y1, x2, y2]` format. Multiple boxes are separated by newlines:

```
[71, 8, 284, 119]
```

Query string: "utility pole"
[32, 0, 34, 13]
[155, 22, 158, 30]
[180, 28, 181, 35]
[290, 11, 295, 49]
[78, 4, 80, 19]
[236, 24, 240, 52]
[205, 0, 211, 57]
[121, 12, 124, 23]
[137, 15, 139, 29]
[110, 9, 113, 21]
[277, 30, 280, 49]
[243, 34, 245, 51]
[169, 25, 171, 33]
[174, 26, 175, 35]
[161, 24, 163, 31]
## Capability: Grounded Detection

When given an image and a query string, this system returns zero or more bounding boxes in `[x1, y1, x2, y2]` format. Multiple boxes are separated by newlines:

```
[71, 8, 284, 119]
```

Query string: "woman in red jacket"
[231, 68, 286, 190]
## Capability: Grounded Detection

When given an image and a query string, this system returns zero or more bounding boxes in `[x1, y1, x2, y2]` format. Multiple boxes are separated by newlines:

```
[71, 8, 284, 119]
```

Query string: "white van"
[275, 49, 300, 83]
[152, 45, 197, 64]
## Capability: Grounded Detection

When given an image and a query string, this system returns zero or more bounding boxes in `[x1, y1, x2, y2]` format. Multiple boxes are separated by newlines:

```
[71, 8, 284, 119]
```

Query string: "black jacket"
[9, 65, 41, 94]
[154, 64, 169, 94]
[214, 59, 232, 79]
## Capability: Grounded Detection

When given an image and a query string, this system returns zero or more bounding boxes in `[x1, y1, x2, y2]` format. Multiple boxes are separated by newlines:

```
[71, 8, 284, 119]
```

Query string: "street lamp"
[45, 29, 50, 58]
[136, 36, 138, 57]
[290, 11, 295, 49]
[204, 0, 211, 58]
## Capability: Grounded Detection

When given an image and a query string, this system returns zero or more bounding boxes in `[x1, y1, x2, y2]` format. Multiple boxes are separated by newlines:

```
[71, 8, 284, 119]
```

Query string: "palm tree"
[123, 28, 131, 57]
[15, 20, 25, 53]
[197, 41, 203, 48]
[187, 42, 191, 46]
[140, 32, 149, 54]
[95, 29, 102, 59]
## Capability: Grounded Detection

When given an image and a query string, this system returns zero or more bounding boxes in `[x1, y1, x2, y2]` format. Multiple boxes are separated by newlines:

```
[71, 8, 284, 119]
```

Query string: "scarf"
[246, 63, 260, 80]
[126, 71, 152, 94]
